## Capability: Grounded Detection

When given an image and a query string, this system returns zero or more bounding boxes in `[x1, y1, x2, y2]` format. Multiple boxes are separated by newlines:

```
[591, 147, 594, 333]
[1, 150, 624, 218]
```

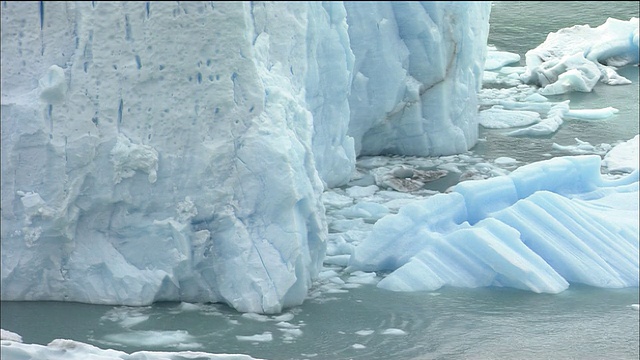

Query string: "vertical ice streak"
[117, 98, 123, 130]
[39, 1, 44, 55]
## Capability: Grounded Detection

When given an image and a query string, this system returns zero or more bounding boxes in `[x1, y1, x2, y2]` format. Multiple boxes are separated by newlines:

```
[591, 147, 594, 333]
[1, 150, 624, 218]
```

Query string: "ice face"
[0, 1, 492, 313]
[1, 2, 331, 314]
[344, 1, 491, 157]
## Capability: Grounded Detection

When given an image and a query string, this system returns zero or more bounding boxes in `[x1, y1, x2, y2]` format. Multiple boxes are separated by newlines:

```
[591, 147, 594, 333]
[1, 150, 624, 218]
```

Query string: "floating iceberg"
[348, 155, 639, 293]
[521, 17, 640, 94]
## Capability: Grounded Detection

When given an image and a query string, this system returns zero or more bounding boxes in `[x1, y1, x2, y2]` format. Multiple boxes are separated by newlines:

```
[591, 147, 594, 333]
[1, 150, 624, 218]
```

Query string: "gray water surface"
[1, 286, 638, 359]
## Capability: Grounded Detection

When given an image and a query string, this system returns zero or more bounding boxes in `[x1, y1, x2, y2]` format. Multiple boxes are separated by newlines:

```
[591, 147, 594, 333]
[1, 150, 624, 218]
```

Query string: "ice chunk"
[381, 328, 408, 335]
[508, 100, 569, 136]
[38, 65, 67, 105]
[485, 49, 521, 70]
[602, 135, 639, 173]
[479, 107, 541, 129]
[351, 155, 639, 294]
[564, 107, 619, 120]
[552, 138, 612, 156]
[102, 330, 201, 349]
[522, 17, 639, 93]
[1, 329, 22, 342]
[236, 332, 273, 343]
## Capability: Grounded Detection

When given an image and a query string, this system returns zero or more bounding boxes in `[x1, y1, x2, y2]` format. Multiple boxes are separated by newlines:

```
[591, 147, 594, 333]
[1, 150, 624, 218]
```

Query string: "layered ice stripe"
[493, 189, 639, 288]
[349, 155, 639, 293]
[376, 218, 570, 293]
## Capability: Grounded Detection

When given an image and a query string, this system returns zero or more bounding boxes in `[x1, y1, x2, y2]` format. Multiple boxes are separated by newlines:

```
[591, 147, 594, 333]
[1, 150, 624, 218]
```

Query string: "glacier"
[1, 2, 640, 358]
[1, 1, 638, 317]
[1, 1, 491, 313]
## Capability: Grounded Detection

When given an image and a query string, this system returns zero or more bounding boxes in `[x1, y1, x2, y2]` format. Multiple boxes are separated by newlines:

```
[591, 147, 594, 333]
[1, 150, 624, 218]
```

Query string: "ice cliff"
[345, 2, 489, 157]
[0, 1, 490, 313]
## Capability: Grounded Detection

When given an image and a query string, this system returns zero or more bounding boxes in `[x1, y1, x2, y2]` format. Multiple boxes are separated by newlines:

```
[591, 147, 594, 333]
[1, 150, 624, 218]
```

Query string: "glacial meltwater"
[2, 2, 638, 360]
[1, 286, 639, 359]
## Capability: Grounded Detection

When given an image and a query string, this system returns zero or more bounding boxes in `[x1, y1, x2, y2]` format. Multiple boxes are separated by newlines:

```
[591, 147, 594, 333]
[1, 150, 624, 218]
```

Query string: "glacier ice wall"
[1, 1, 329, 313]
[1, 1, 491, 313]
[345, 1, 490, 156]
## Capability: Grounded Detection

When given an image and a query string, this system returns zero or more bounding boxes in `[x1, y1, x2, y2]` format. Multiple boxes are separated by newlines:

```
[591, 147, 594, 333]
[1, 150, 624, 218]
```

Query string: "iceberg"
[521, 17, 639, 94]
[1, 1, 491, 313]
[348, 155, 639, 293]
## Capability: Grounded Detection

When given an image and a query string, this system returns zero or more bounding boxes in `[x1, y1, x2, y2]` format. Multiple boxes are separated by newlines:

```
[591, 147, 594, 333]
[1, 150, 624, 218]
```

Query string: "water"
[2, 2, 639, 359]
[2, 286, 639, 359]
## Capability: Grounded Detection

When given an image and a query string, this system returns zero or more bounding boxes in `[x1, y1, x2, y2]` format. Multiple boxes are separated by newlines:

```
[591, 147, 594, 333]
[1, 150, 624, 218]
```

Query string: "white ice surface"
[602, 135, 640, 173]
